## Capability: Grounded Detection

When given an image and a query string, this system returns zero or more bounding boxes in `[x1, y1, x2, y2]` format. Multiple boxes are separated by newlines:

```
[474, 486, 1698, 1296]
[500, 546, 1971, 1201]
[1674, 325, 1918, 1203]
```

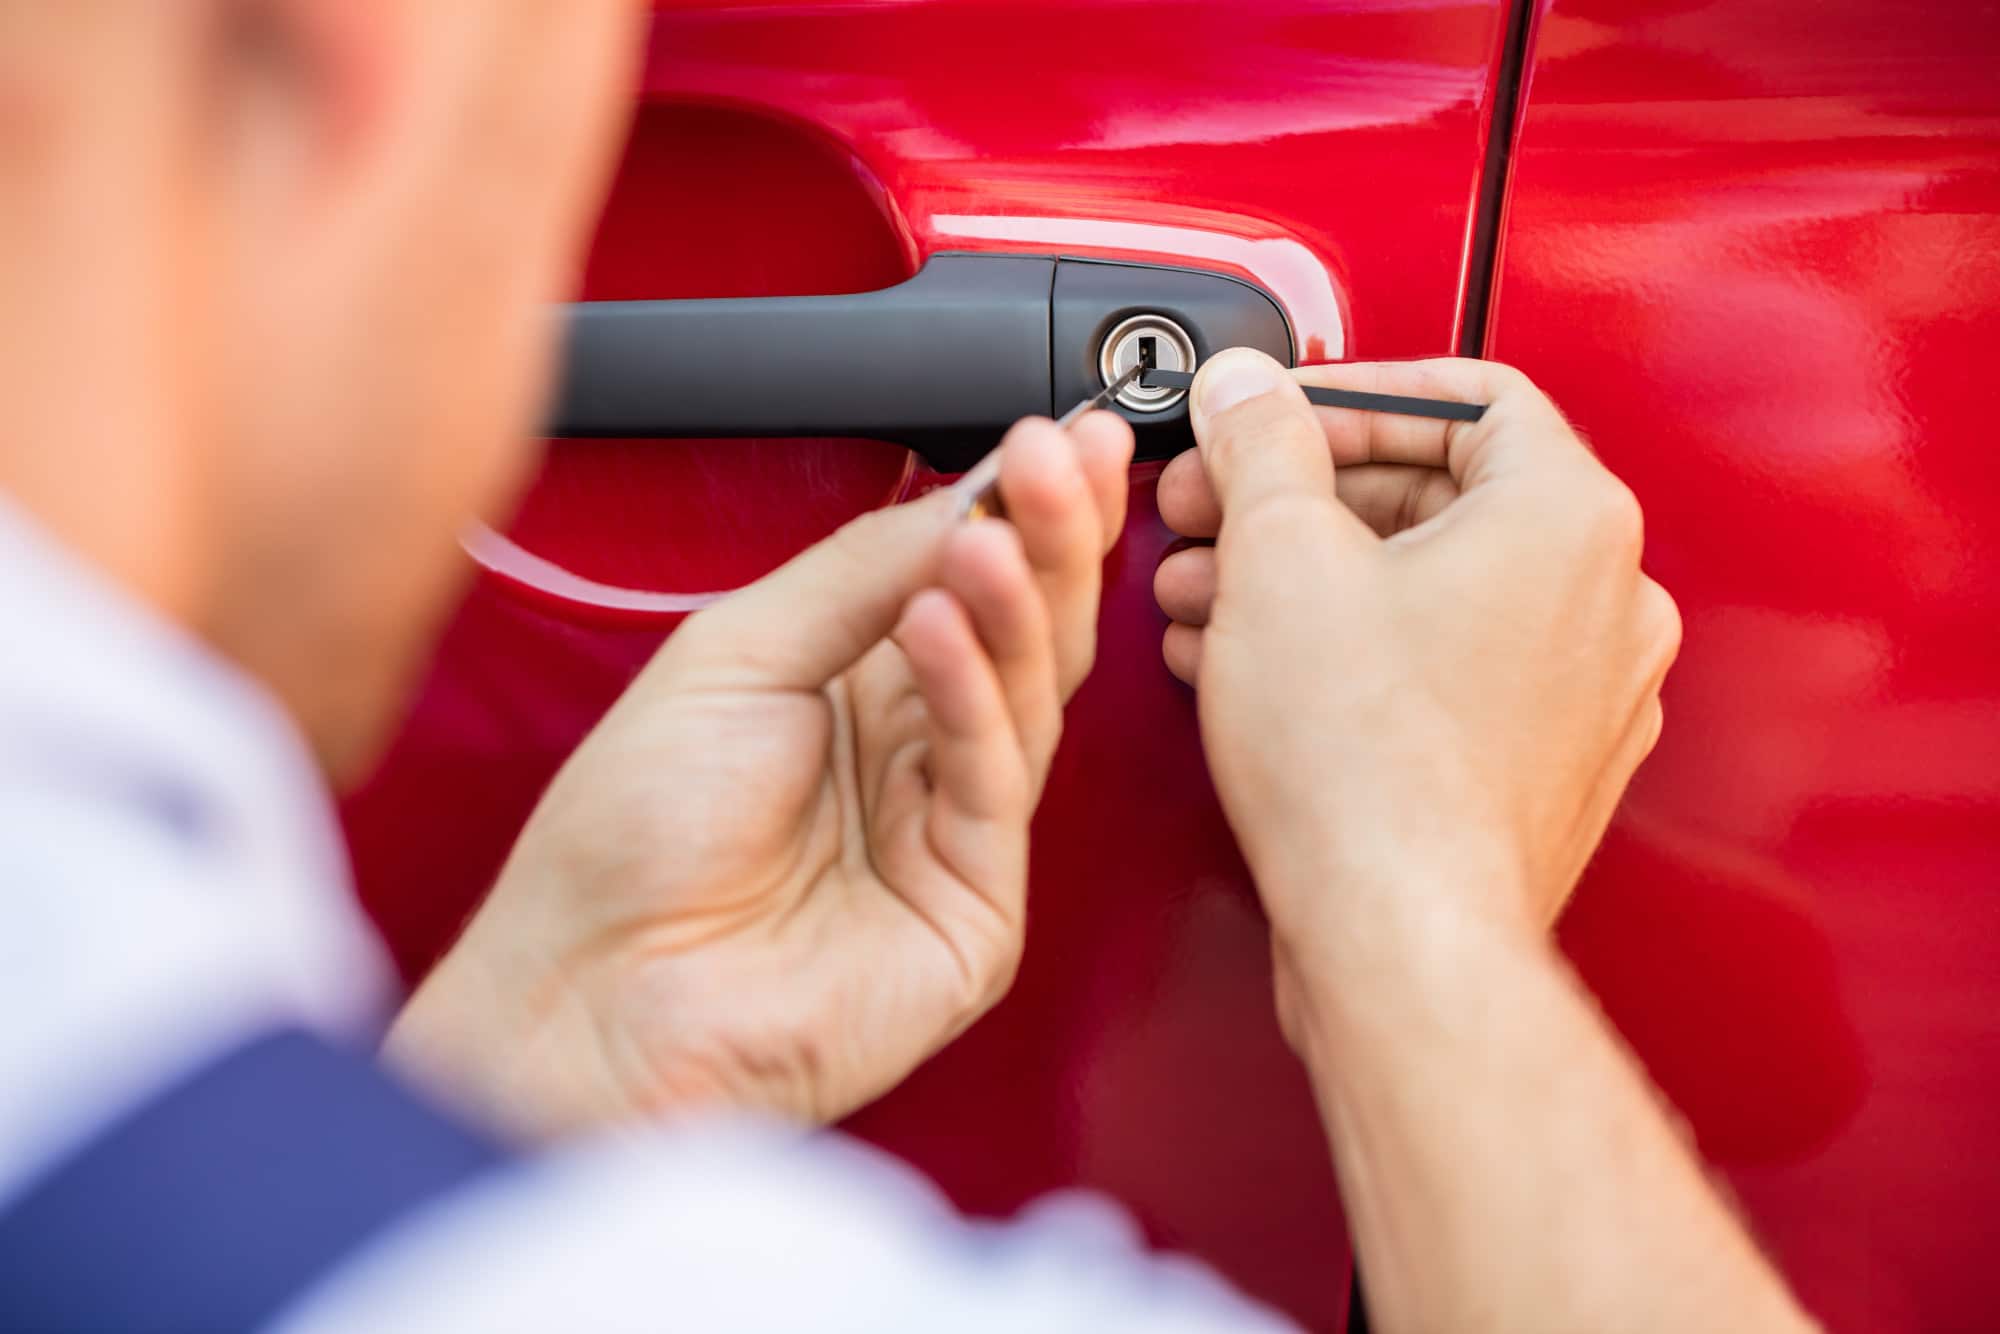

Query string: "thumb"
[1189, 348, 1374, 550]
[667, 488, 958, 691]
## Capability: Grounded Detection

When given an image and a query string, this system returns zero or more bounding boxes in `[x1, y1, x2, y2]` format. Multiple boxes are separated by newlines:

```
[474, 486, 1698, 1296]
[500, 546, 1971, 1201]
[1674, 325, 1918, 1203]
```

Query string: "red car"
[343, 3, 2000, 1329]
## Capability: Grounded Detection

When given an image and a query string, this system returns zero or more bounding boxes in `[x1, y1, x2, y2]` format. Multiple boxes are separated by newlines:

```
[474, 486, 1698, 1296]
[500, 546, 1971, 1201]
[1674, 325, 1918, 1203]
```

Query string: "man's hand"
[1153, 352, 1818, 1334]
[1153, 349, 1680, 969]
[389, 412, 1133, 1135]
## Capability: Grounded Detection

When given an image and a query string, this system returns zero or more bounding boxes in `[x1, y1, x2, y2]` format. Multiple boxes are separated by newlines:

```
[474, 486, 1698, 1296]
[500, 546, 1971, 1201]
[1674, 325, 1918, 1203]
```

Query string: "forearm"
[1280, 877, 1818, 1334]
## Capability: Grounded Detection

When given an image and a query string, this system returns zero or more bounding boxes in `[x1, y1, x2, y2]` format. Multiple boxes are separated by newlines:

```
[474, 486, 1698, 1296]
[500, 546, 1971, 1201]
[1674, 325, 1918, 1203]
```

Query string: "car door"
[1487, 3, 2000, 1330]
[342, 3, 1517, 1329]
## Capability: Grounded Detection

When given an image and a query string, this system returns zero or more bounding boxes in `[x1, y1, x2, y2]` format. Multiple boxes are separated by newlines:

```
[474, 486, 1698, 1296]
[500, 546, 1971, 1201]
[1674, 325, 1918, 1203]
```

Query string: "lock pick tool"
[957, 362, 1145, 521]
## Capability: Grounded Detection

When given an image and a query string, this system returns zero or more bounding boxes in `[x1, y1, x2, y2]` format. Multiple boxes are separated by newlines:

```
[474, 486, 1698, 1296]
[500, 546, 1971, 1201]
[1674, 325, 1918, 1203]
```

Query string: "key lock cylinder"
[1098, 314, 1197, 413]
[1047, 259, 1294, 462]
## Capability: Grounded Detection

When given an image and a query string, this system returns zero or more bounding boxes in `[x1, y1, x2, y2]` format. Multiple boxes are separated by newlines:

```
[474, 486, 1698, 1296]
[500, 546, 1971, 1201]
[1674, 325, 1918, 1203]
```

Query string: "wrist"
[1255, 821, 1535, 948]
[1259, 848, 1546, 1049]
[384, 920, 640, 1141]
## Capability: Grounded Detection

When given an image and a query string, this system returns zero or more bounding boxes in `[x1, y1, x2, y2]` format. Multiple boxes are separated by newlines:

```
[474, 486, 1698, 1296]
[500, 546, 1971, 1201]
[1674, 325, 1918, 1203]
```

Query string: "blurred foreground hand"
[390, 412, 1133, 1134]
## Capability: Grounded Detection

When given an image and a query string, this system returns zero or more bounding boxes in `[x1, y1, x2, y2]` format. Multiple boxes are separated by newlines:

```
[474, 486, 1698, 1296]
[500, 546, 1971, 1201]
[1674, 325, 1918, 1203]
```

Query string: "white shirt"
[0, 499, 1290, 1332]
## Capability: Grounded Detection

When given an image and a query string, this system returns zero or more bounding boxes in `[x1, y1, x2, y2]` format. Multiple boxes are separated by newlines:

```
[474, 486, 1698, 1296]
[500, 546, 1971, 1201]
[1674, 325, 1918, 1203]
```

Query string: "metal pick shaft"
[959, 362, 1145, 521]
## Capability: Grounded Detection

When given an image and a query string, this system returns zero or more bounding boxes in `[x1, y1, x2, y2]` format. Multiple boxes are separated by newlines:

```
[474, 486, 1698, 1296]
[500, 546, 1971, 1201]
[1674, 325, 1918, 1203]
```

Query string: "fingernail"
[1199, 351, 1287, 416]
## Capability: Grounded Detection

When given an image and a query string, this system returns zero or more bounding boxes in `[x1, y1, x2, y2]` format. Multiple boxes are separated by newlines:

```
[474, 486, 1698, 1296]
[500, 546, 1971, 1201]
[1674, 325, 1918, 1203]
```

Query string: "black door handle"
[547, 253, 1294, 473]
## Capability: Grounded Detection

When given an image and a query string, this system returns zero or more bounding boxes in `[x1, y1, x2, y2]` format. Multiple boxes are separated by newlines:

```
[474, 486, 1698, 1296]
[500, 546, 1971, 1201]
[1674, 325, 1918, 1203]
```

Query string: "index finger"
[664, 488, 956, 692]
[1159, 357, 1589, 538]
[990, 413, 1112, 699]
[1295, 358, 1589, 491]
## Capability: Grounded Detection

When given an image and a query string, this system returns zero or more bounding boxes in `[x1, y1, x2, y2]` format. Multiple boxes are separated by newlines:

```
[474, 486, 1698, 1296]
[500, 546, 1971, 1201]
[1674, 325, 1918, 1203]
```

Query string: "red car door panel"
[345, 3, 1517, 1328]
[1491, 3, 2000, 1329]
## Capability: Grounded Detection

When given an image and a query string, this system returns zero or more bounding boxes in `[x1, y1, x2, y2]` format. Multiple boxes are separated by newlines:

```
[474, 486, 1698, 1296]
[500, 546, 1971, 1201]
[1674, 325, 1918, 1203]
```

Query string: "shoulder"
[0, 774, 390, 1207]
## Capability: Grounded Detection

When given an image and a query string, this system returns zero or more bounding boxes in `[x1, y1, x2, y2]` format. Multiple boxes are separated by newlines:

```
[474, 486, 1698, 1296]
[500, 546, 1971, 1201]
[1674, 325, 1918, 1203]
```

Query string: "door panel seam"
[1457, 0, 1539, 358]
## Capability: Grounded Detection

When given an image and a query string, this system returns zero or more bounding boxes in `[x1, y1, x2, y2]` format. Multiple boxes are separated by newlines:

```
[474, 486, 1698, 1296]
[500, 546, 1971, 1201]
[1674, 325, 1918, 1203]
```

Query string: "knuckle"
[1436, 356, 1538, 406]
[1580, 476, 1646, 557]
[1042, 706, 1067, 757]
[1642, 580, 1684, 668]
[1478, 359, 1537, 396]
[1059, 628, 1098, 695]
[981, 945, 1024, 1012]
[953, 898, 1027, 1015]
[1565, 420, 1603, 461]
[1468, 360, 1577, 441]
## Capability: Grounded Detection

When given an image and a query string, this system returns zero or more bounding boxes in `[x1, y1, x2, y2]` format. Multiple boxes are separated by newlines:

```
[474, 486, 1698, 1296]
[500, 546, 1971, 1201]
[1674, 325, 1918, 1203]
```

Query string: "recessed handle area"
[548, 253, 1293, 472]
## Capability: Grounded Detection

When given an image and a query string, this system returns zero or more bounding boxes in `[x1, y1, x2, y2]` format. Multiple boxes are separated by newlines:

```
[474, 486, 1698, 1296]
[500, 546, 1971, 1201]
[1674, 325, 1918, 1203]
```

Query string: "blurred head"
[0, 1, 643, 780]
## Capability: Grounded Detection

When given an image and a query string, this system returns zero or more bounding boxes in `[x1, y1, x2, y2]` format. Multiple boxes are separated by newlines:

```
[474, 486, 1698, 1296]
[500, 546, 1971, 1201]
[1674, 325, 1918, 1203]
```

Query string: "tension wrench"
[958, 362, 1145, 521]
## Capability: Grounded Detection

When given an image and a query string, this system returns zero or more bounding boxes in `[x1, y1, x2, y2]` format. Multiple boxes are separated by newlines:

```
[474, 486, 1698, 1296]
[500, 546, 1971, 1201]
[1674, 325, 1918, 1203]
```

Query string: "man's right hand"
[1152, 350, 1828, 1334]
[1153, 350, 1680, 990]
[390, 411, 1133, 1137]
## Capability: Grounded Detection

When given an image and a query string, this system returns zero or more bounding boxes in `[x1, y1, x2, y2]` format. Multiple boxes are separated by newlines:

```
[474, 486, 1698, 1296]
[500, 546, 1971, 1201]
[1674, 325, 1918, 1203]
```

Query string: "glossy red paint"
[1490, 3, 2000, 1328]
[344, 4, 1515, 1329]
[507, 103, 918, 609]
